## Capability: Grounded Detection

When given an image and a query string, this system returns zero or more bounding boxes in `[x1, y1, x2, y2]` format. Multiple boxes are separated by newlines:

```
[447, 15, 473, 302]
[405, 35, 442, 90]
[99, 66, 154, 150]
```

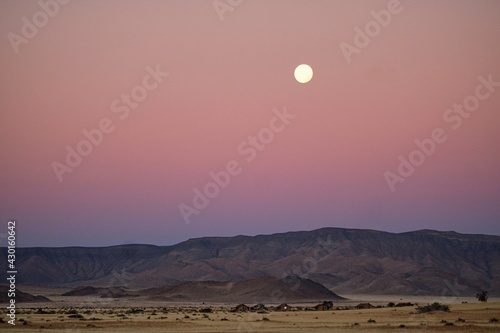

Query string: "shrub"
[68, 314, 84, 319]
[367, 318, 376, 323]
[199, 308, 212, 313]
[416, 302, 450, 313]
[490, 317, 499, 323]
[476, 291, 488, 302]
[395, 302, 414, 307]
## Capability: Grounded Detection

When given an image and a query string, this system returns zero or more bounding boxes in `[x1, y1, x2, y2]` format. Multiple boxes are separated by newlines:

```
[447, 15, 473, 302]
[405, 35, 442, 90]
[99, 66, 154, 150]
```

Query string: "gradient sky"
[1, 0, 499, 247]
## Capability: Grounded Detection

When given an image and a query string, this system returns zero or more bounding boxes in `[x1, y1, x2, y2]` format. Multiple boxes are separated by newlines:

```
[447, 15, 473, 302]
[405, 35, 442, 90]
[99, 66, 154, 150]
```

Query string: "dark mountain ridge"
[1, 228, 499, 296]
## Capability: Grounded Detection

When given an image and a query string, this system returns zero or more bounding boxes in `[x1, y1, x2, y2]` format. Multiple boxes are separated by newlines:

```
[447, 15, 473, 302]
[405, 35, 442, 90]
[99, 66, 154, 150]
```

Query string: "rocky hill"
[61, 276, 343, 303]
[1, 228, 499, 296]
[0, 286, 50, 303]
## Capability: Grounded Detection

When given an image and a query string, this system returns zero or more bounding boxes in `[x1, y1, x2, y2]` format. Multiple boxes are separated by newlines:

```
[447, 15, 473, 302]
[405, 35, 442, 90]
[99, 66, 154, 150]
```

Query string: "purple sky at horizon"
[1, 0, 499, 247]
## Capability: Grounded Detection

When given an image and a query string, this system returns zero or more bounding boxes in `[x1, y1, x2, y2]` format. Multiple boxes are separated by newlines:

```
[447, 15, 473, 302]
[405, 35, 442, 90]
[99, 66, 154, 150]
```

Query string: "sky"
[1, 0, 499, 247]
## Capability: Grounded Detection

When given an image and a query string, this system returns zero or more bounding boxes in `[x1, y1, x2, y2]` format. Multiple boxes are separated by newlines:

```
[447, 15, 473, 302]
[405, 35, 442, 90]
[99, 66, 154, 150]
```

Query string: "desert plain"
[1, 286, 499, 333]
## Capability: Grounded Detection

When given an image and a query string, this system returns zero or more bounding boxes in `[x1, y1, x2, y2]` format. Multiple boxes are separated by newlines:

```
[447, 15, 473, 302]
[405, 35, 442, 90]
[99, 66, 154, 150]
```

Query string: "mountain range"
[1, 228, 499, 296]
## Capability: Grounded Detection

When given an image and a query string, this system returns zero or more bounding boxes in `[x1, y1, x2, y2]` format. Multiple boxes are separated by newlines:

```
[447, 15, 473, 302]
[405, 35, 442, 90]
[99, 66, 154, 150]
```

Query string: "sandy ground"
[1, 286, 499, 332]
[1, 301, 500, 332]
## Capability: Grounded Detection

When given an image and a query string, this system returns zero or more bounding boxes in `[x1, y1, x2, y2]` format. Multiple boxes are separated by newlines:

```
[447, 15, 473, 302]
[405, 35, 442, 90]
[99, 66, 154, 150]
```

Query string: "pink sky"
[1, 0, 499, 246]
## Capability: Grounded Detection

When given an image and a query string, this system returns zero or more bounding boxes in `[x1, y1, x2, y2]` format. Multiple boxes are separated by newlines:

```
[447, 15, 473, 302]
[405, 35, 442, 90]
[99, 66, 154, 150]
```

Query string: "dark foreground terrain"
[1, 300, 499, 333]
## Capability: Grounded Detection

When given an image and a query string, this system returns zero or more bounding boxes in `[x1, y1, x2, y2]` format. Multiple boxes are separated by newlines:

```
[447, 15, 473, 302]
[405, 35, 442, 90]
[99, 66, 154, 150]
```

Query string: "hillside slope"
[1, 228, 499, 296]
[61, 276, 343, 303]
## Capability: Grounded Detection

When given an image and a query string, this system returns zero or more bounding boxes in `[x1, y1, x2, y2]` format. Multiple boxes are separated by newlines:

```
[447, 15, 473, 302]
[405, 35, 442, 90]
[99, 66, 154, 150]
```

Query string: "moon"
[294, 64, 313, 83]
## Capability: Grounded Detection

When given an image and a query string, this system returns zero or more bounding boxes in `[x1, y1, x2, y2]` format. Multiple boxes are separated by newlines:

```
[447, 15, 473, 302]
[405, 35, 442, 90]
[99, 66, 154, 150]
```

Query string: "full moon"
[294, 64, 313, 83]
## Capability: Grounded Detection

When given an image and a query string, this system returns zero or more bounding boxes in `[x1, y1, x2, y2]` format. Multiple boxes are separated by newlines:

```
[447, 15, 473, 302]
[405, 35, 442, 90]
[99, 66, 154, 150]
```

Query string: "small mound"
[355, 303, 375, 309]
[62, 286, 134, 298]
[0, 285, 50, 303]
[62, 286, 99, 296]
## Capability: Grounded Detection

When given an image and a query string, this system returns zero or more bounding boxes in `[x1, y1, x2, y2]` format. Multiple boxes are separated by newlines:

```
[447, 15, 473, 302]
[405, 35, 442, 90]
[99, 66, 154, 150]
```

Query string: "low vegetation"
[416, 302, 450, 313]
[67, 313, 84, 319]
[477, 290, 489, 302]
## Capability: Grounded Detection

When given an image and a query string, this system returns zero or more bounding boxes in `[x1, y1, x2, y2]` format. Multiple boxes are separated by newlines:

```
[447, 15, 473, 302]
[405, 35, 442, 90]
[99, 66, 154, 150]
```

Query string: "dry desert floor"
[1, 301, 500, 332]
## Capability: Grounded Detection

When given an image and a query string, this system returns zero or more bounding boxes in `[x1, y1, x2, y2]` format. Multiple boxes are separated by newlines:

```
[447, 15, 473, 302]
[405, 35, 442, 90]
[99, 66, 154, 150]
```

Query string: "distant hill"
[1, 228, 499, 296]
[0, 285, 50, 303]
[62, 286, 137, 298]
[62, 276, 343, 303]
